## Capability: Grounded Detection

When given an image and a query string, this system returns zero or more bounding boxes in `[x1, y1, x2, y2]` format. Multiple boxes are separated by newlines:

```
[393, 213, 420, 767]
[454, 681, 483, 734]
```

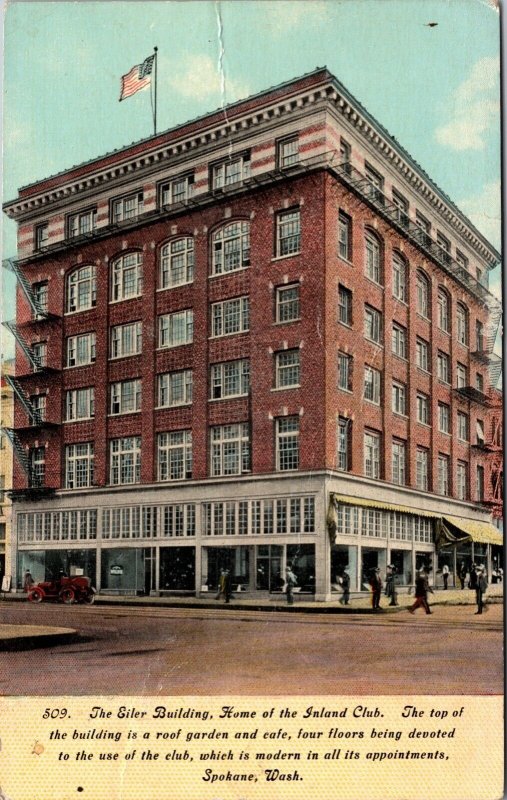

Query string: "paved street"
[0, 600, 502, 696]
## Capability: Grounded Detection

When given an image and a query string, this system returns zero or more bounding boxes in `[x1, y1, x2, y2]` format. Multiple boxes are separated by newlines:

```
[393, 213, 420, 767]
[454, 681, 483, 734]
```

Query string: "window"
[364, 365, 381, 404]
[476, 372, 484, 393]
[158, 370, 193, 407]
[456, 250, 469, 272]
[456, 362, 467, 388]
[457, 461, 468, 501]
[456, 303, 469, 345]
[475, 320, 484, 351]
[416, 271, 430, 318]
[110, 437, 141, 485]
[212, 152, 250, 189]
[30, 394, 46, 424]
[364, 431, 381, 479]
[32, 341, 47, 371]
[339, 138, 351, 165]
[112, 191, 144, 223]
[338, 352, 352, 391]
[415, 211, 431, 246]
[68, 208, 97, 238]
[476, 419, 485, 445]
[392, 440, 407, 485]
[110, 321, 142, 359]
[338, 211, 352, 260]
[337, 417, 351, 471]
[392, 323, 407, 358]
[159, 309, 193, 348]
[211, 423, 251, 476]
[110, 379, 141, 415]
[438, 402, 450, 434]
[275, 284, 299, 323]
[438, 454, 450, 496]
[29, 446, 45, 486]
[211, 360, 250, 399]
[437, 289, 450, 332]
[436, 231, 451, 265]
[277, 137, 299, 168]
[212, 221, 250, 275]
[392, 190, 409, 227]
[437, 351, 450, 383]
[392, 381, 407, 416]
[276, 209, 301, 257]
[66, 265, 96, 313]
[392, 253, 407, 302]
[35, 223, 49, 250]
[416, 337, 430, 371]
[111, 253, 143, 301]
[276, 417, 299, 471]
[65, 443, 94, 489]
[66, 332, 96, 367]
[275, 350, 300, 389]
[338, 284, 352, 325]
[476, 465, 485, 502]
[160, 237, 194, 289]
[65, 387, 95, 421]
[417, 393, 430, 425]
[158, 431, 192, 481]
[364, 163, 384, 202]
[457, 411, 469, 441]
[33, 282, 48, 314]
[160, 174, 194, 206]
[416, 449, 429, 491]
[364, 305, 382, 343]
[365, 231, 382, 283]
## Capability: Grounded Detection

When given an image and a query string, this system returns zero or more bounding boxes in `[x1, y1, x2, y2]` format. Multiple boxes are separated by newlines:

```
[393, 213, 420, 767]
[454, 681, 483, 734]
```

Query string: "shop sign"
[110, 565, 124, 576]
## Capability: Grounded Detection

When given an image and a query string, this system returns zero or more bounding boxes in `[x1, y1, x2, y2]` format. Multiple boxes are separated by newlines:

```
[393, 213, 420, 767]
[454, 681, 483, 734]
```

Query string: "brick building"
[0, 358, 14, 587]
[2, 68, 502, 599]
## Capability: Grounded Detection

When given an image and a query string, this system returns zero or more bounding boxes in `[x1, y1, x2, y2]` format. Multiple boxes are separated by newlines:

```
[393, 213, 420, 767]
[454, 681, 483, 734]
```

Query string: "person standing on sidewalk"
[459, 562, 467, 590]
[23, 571, 34, 593]
[339, 568, 350, 606]
[385, 565, 398, 606]
[474, 566, 488, 615]
[442, 564, 450, 590]
[369, 567, 382, 611]
[285, 565, 298, 605]
[408, 569, 433, 615]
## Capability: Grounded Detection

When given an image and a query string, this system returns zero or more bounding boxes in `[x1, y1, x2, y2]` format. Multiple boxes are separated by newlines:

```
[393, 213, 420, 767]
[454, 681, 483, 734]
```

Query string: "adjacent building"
[2, 67, 502, 599]
[0, 358, 14, 587]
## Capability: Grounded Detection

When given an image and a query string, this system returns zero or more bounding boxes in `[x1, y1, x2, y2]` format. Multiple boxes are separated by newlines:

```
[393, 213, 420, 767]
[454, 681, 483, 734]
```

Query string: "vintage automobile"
[27, 575, 96, 605]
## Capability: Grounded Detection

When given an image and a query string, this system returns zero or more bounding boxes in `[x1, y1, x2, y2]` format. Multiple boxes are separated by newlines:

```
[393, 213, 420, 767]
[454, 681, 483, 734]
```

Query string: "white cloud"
[167, 54, 250, 103]
[264, 1, 329, 33]
[435, 57, 500, 150]
[459, 179, 501, 252]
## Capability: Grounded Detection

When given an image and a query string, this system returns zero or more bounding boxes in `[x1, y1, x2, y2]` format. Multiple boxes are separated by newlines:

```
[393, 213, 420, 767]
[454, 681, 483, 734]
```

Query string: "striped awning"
[332, 494, 439, 518]
[443, 516, 503, 546]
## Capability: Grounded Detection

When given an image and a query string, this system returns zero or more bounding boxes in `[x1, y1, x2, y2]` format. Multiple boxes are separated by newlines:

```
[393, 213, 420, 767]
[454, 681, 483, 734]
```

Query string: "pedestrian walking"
[408, 569, 433, 615]
[23, 571, 34, 593]
[369, 567, 382, 611]
[442, 564, 450, 590]
[459, 562, 467, 590]
[285, 565, 297, 605]
[474, 566, 488, 615]
[215, 568, 227, 600]
[385, 565, 398, 606]
[223, 569, 233, 603]
[339, 569, 350, 606]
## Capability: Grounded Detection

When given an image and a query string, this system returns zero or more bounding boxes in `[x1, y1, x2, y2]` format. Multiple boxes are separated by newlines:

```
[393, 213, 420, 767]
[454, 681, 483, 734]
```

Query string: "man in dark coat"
[459, 562, 467, 590]
[408, 569, 433, 615]
[369, 568, 382, 611]
[474, 566, 488, 615]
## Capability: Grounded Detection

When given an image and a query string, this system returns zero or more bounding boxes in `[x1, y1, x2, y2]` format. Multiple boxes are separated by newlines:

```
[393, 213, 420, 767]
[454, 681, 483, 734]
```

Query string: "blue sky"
[1, 0, 501, 357]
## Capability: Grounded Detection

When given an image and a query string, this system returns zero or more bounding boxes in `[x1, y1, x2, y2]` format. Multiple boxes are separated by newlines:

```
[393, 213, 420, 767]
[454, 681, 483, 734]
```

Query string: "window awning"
[442, 516, 503, 546]
[331, 494, 439, 519]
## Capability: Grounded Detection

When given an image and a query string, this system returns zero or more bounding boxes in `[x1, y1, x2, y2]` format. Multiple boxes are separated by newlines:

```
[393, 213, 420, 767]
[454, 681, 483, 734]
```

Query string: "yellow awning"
[332, 494, 439, 519]
[443, 516, 503, 546]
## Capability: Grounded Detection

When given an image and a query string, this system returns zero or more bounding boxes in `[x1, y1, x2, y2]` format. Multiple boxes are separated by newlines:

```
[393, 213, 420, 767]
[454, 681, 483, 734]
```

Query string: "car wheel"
[60, 588, 75, 605]
[28, 587, 44, 603]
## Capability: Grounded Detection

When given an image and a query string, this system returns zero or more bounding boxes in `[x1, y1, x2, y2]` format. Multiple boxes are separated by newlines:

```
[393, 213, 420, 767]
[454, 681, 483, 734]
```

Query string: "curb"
[0, 629, 80, 652]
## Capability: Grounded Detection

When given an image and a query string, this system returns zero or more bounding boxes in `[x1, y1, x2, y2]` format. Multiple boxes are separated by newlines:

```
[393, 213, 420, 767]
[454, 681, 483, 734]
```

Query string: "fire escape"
[473, 391, 503, 519]
[2, 257, 61, 501]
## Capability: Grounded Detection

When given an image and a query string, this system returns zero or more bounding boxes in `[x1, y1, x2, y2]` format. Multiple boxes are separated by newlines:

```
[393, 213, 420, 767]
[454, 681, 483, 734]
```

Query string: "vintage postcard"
[0, 1, 503, 799]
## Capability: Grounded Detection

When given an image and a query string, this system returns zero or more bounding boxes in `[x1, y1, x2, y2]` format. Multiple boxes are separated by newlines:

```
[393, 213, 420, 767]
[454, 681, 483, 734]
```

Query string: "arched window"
[392, 252, 407, 302]
[66, 265, 97, 313]
[160, 237, 194, 289]
[456, 303, 469, 345]
[110, 252, 143, 302]
[437, 288, 450, 333]
[364, 230, 382, 284]
[416, 270, 431, 318]
[211, 221, 250, 276]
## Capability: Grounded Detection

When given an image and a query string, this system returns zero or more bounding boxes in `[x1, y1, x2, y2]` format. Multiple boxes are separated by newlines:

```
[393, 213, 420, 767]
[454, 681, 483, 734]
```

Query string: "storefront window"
[256, 545, 283, 591]
[159, 547, 195, 591]
[287, 544, 315, 592]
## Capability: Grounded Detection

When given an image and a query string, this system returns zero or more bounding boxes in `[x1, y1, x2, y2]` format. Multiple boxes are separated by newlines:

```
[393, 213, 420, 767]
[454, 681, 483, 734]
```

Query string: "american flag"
[119, 54, 155, 101]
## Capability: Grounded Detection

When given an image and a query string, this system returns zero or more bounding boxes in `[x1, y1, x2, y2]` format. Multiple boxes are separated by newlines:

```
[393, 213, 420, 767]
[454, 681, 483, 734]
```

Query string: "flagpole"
[154, 46, 158, 135]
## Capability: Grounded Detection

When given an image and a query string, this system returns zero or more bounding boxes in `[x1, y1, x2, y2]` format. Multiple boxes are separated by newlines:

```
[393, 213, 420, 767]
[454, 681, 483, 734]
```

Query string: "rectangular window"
[456, 305, 469, 345]
[476, 465, 485, 502]
[438, 291, 450, 332]
[162, 504, 195, 537]
[392, 323, 407, 358]
[159, 310, 193, 348]
[276, 416, 300, 471]
[338, 284, 352, 325]
[211, 360, 250, 399]
[456, 250, 469, 272]
[277, 136, 299, 168]
[364, 163, 384, 201]
[275, 350, 300, 389]
[30, 394, 46, 424]
[476, 419, 485, 445]
[35, 223, 49, 250]
[32, 341, 47, 371]
[160, 174, 194, 206]
[476, 320, 484, 351]
[457, 412, 469, 442]
[211, 423, 250, 476]
[276, 209, 301, 257]
[111, 253, 143, 301]
[212, 152, 251, 189]
[338, 211, 352, 260]
[456, 363, 467, 388]
[438, 454, 450, 496]
[436, 231, 451, 265]
[364, 431, 381, 479]
[392, 253, 407, 301]
[337, 417, 351, 471]
[476, 372, 484, 393]
[339, 138, 351, 165]
[112, 191, 144, 223]
[30, 447, 45, 486]
[364, 365, 381, 404]
[364, 305, 382, 343]
[416, 448, 429, 491]
[33, 282, 48, 314]
[158, 431, 193, 481]
[110, 321, 142, 359]
[338, 352, 352, 391]
[417, 393, 430, 425]
[160, 238, 194, 289]
[211, 296, 249, 337]
[437, 351, 450, 383]
[438, 402, 450, 434]
[158, 370, 193, 407]
[66, 332, 96, 367]
[457, 461, 468, 501]
[392, 190, 409, 227]
[365, 232, 381, 283]
[415, 210, 431, 246]
[392, 440, 407, 485]
[416, 337, 430, 371]
[392, 381, 407, 416]
[110, 379, 141, 415]
[65, 387, 95, 421]
[65, 443, 94, 489]
[211, 222, 250, 275]
[275, 284, 300, 323]
[68, 208, 97, 238]
[110, 437, 141, 485]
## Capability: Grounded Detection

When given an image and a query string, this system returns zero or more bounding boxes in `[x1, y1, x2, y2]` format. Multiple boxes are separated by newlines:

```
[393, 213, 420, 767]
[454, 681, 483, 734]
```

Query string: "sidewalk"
[0, 623, 79, 651]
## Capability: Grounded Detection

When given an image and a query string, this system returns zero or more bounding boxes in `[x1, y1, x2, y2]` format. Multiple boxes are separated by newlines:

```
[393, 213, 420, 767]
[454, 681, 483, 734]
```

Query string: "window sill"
[416, 313, 431, 323]
[156, 343, 193, 351]
[439, 430, 451, 437]
[65, 307, 97, 316]
[417, 367, 431, 376]
[338, 255, 354, 266]
[392, 296, 408, 306]
[209, 394, 249, 402]
[364, 338, 383, 347]
[63, 417, 95, 424]
[338, 387, 353, 394]
[209, 266, 249, 279]
[273, 319, 301, 326]
[437, 379, 451, 387]
[392, 353, 408, 363]
[64, 362, 96, 370]
[157, 281, 194, 292]
[155, 403, 192, 411]
[416, 421, 431, 429]
[107, 411, 142, 418]
[271, 253, 301, 263]
[109, 295, 143, 305]
[271, 385, 301, 392]
[364, 398, 381, 407]
[392, 411, 408, 420]
[338, 320, 353, 330]
[365, 277, 384, 290]
[109, 354, 142, 361]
